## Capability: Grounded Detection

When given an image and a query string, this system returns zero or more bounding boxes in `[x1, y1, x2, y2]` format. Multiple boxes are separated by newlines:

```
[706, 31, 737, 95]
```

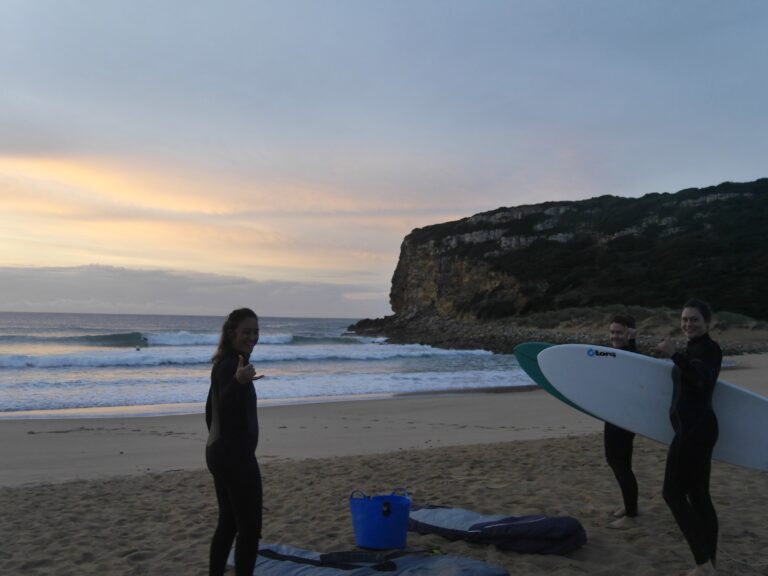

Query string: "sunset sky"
[2, 1, 766, 318]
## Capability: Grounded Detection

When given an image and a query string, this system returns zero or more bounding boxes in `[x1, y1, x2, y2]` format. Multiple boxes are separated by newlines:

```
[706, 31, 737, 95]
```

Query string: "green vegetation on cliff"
[390, 179, 768, 320]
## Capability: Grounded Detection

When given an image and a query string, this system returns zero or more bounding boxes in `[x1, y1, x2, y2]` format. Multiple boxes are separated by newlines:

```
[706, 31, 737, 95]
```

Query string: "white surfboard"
[538, 344, 768, 471]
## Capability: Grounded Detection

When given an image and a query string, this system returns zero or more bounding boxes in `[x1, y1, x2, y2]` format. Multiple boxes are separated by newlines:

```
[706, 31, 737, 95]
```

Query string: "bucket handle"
[391, 487, 409, 499]
[350, 487, 410, 499]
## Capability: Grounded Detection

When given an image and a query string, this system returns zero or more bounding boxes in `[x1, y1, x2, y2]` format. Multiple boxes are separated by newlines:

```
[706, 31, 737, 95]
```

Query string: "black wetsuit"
[206, 353, 262, 576]
[662, 333, 721, 566]
[604, 340, 638, 517]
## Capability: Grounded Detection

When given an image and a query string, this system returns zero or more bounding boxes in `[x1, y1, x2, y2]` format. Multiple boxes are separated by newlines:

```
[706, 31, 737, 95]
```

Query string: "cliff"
[351, 178, 768, 353]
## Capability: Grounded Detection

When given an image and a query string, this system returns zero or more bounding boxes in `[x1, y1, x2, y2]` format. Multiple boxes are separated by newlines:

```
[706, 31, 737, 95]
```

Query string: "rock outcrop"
[351, 178, 768, 352]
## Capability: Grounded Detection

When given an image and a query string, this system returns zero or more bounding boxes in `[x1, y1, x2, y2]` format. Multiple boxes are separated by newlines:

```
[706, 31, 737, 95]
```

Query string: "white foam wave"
[0, 366, 527, 413]
[254, 344, 492, 363]
[259, 334, 294, 345]
[0, 348, 207, 369]
[146, 332, 297, 346]
[146, 332, 219, 346]
[0, 343, 491, 369]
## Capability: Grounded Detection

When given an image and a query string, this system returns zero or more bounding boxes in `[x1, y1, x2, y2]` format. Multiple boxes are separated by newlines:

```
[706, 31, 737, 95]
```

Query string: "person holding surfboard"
[206, 308, 265, 576]
[604, 315, 640, 529]
[656, 299, 721, 576]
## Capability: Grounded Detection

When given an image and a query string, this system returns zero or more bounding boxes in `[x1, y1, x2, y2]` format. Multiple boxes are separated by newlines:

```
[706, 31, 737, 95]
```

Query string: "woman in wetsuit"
[206, 308, 264, 576]
[604, 315, 639, 529]
[656, 299, 721, 576]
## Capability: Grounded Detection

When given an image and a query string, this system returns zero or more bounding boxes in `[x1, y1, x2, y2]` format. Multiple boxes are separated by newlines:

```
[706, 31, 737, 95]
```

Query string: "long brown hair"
[212, 308, 258, 364]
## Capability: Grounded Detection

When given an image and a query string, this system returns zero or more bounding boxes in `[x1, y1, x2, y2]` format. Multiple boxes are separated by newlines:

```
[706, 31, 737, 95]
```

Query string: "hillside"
[351, 179, 768, 353]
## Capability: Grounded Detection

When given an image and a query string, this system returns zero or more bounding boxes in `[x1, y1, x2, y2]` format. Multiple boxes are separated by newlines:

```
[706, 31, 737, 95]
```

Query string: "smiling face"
[609, 322, 632, 349]
[229, 316, 259, 356]
[681, 307, 708, 340]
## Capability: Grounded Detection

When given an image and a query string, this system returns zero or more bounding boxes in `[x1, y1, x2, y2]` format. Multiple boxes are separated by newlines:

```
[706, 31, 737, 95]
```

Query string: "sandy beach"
[1, 355, 767, 575]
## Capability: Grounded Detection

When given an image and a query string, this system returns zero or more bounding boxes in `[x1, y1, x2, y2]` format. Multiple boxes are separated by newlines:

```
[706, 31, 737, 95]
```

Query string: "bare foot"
[607, 515, 636, 529]
[686, 560, 716, 575]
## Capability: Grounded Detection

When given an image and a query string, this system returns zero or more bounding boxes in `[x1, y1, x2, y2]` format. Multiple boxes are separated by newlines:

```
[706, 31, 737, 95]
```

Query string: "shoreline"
[1, 353, 765, 488]
[0, 385, 538, 421]
[0, 346, 756, 421]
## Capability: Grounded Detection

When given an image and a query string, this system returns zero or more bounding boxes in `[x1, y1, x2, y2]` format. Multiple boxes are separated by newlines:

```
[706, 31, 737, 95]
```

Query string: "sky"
[1, 0, 766, 318]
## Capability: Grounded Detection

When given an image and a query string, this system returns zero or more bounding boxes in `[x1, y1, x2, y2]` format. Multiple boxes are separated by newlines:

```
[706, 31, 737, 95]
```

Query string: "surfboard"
[538, 344, 768, 471]
[513, 342, 589, 414]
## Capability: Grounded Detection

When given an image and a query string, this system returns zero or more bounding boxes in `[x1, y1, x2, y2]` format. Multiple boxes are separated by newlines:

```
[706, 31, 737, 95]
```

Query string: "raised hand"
[655, 337, 676, 358]
[235, 355, 264, 384]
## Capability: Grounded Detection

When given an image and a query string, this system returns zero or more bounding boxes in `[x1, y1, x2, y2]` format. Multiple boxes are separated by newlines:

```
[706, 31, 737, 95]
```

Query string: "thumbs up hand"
[235, 355, 264, 384]
[656, 337, 676, 358]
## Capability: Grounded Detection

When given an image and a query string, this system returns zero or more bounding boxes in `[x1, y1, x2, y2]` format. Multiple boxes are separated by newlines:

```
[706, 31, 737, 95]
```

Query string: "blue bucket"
[349, 488, 411, 549]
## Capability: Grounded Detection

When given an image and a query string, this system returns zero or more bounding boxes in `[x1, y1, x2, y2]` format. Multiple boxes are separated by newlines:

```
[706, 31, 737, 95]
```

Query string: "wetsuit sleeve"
[213, 357, 246, 405]
[670, 343, 721, 390]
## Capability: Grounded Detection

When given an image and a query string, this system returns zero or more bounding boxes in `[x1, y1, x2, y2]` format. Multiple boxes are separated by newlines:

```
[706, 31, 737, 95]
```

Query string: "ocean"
[0, 311, 529, 418]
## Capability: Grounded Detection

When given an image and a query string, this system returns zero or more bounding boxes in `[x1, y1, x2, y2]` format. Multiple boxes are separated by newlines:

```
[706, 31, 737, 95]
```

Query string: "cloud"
[0, 265, 392, 318]
[0, 156, 418, 283]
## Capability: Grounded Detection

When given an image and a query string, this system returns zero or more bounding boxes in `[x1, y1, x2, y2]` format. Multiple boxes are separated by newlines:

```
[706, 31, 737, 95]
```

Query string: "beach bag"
[349, 488, 411, 549]
[408, 504, 587, 555]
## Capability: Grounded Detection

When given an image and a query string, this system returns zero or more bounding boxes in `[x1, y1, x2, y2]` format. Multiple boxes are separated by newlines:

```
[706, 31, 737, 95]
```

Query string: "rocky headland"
[351, 179, 768, 355]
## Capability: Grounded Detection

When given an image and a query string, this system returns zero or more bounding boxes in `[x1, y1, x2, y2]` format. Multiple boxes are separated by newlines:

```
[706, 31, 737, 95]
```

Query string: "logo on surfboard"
[587, 348, 616, 358]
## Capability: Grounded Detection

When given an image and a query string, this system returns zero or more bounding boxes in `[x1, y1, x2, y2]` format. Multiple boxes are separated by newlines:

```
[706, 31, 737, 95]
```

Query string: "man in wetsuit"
[604, 315, 640, 529]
